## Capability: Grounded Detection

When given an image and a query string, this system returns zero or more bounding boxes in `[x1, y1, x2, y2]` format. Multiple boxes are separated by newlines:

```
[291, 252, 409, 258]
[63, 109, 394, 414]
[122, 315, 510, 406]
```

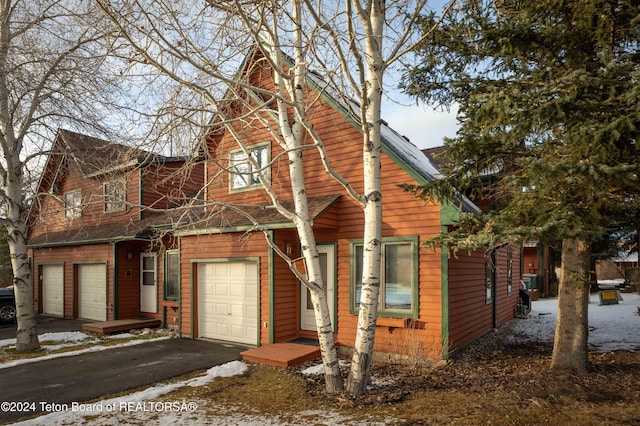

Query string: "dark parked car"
[0, 285, 16, 323]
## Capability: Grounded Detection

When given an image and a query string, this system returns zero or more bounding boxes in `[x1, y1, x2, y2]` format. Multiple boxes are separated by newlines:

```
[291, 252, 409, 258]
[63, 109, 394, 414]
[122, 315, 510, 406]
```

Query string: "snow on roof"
[608, 251, 639, 263]
[380, 123, 442, 181]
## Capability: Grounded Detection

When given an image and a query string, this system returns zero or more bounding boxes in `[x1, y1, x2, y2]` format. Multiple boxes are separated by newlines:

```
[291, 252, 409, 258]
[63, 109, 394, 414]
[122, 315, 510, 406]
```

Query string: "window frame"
[103, 178, 127, 213]
[485, 252, 495, 304]
[64, 189, 82, 220]
[164, 249, 180, 301]
[229, 142, 270, 192]
[349, 236, 419, 318]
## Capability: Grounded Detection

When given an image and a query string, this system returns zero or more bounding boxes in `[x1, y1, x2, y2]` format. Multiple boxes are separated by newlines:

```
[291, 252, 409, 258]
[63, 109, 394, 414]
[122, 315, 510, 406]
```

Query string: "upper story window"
[64, 190, 82, 220]
[104, 179, 126, 213]
[229, 143, 270, 192]
[351, 237, 418, 317]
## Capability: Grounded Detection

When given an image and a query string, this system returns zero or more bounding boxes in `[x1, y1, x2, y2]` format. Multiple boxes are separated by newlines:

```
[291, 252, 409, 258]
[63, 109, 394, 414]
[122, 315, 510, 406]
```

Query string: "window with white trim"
[64, 190, 82, 220]
[229, 143, 269, 191]
[351, 237, 418, 316]
[104, 179, 126, 213]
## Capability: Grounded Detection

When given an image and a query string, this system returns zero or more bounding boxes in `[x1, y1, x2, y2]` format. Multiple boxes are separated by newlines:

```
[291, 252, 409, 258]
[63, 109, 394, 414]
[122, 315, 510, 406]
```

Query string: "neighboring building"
[28, 129, 204, 327]
[28, 50, 522, 360]
[596, 251, 639, 282]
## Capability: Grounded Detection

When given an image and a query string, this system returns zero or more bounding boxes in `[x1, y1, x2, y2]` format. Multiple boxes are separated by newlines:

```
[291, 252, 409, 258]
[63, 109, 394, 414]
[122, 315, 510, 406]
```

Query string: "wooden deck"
[82, 318, 162, 334]
[241, 342, 321, 367]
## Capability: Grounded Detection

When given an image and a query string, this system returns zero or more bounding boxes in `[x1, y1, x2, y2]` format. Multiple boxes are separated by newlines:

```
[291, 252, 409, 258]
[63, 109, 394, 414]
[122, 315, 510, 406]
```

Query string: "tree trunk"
[7, 185, 39, 351]
[346, 0, 385, 395]
[550, 238, 590, 374]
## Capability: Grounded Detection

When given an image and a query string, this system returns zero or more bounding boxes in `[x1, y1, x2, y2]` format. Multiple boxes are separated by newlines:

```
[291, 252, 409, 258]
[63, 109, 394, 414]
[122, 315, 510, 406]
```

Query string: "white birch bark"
[345, 0, 385, 396]
[266, 2, 343, 393]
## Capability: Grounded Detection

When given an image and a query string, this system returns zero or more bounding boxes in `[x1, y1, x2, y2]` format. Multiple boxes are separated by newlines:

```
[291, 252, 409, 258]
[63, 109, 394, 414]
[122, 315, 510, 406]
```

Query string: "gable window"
[64, 190, 82, 220]
[229, 143, 270, 191]
[104, 179, 126, 213]
[351, 237, 418, 317]
[164, 250, 180, 300]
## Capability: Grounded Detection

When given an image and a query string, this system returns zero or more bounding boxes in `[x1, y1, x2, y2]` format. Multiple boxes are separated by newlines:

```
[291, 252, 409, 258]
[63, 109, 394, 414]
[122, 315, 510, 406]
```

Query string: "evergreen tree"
[403, 0, 640, 373]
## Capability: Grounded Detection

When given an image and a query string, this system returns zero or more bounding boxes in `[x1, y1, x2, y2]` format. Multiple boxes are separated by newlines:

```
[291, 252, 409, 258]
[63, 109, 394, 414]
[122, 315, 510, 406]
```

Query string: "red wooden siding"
[178, 232, 270, 342]
[32, 244, 113, 319]
[448, 244, 520, 351]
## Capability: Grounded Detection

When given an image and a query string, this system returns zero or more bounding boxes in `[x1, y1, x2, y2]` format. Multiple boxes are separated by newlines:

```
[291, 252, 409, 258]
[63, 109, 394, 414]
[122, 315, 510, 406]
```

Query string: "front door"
[300, 245, 335, 332]
[140, 252, 157, 313]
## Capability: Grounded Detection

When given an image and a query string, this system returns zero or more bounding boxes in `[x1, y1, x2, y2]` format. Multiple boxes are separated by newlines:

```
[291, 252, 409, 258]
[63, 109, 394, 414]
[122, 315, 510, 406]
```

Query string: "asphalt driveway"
[0, 319, 245, 424]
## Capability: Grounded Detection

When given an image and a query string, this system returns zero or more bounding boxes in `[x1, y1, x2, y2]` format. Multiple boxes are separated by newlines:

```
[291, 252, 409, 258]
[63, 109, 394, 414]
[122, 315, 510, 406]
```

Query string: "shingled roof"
[56, 129, 155, 178]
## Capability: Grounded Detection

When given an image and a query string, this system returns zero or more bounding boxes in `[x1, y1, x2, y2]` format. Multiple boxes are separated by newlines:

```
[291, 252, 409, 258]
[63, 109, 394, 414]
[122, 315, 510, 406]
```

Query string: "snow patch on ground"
[509, 291, 640, 352]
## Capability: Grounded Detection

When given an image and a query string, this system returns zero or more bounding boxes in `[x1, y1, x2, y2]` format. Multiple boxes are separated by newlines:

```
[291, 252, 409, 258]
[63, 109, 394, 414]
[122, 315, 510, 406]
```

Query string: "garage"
[78, 263, 107, 321]
[197, 261, 258, 345]
[42, 264, 64, 317]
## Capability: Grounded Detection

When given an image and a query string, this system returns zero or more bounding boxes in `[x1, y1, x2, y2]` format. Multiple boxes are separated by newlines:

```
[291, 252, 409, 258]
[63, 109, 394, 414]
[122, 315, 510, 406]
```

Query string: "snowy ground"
[511, 284, 640, 352]
[6, 285, 640, 425]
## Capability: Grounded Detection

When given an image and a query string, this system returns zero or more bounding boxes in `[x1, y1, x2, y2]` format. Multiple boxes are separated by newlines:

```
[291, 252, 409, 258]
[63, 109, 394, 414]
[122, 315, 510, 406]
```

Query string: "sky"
[382, 95, 459, 150]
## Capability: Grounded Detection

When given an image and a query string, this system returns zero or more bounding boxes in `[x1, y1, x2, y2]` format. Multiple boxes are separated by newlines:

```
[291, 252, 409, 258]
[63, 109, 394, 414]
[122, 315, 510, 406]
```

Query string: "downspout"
[139, 168, 144, 220]
[440, 225, 450, 360]
[113, 242, 119, 320]
[268, 230, 275, 344]
[540, 243, 546, 296]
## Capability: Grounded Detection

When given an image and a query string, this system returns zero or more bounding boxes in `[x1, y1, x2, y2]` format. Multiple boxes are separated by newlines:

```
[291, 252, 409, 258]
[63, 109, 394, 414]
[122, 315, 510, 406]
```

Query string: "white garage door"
[78, 263, 107, 321]
[42, 264, 64, 317]
[197, 261, 258, 345]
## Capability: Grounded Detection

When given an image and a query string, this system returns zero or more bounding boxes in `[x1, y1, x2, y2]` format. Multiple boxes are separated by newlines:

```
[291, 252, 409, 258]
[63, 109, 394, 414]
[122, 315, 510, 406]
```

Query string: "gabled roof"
[28, 194, 341, 246]
[177, 194, 341, 235]
[200, 46, 479, 216]
[55, 129, 154, 178]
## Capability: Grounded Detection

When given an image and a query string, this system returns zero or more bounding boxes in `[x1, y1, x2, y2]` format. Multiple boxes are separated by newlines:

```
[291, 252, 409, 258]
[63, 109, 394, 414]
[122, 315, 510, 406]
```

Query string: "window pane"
[251, 146, 267, 185]
[105, 180, 126, 212]
[143, 256, 155, 270]
[166, 252, 179, 299]
[384, 243, 412, 310]
[143, 271, 155, 286]
[65, 191, 81, 219]
[230, 151, 250, 189]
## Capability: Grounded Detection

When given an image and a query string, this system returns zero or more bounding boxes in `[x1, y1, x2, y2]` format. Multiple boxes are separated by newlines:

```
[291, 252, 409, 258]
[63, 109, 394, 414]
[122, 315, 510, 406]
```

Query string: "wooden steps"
[241, 343, 321, 367]
[82, 318, 162, 334]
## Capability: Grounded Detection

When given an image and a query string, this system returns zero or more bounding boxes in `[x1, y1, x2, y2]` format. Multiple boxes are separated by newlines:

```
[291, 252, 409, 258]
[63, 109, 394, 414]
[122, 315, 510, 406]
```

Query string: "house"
[28, 50, 522, 361]
[27, 129, 204, 327]
[171, 49, 522, 360]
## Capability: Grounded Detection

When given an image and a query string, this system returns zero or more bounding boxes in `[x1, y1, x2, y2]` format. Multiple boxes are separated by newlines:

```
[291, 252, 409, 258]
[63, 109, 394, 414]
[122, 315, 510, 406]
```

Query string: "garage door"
[78, 263, 107, 321]
[197, 261, 258, 345]
[42, 264, 64, 317]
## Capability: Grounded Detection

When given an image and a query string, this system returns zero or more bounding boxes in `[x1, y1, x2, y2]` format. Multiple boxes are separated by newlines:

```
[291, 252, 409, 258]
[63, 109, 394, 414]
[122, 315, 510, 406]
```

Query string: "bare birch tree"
[1, 0, 134, 351]
[98, 0, 441, 395]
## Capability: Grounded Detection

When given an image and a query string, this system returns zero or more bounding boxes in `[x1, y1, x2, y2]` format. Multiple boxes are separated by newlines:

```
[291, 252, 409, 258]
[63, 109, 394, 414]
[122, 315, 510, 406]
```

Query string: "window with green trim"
[229, 143, 270, 191]
[164, 250, 180, 300]
[351, 238, 418, 316]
